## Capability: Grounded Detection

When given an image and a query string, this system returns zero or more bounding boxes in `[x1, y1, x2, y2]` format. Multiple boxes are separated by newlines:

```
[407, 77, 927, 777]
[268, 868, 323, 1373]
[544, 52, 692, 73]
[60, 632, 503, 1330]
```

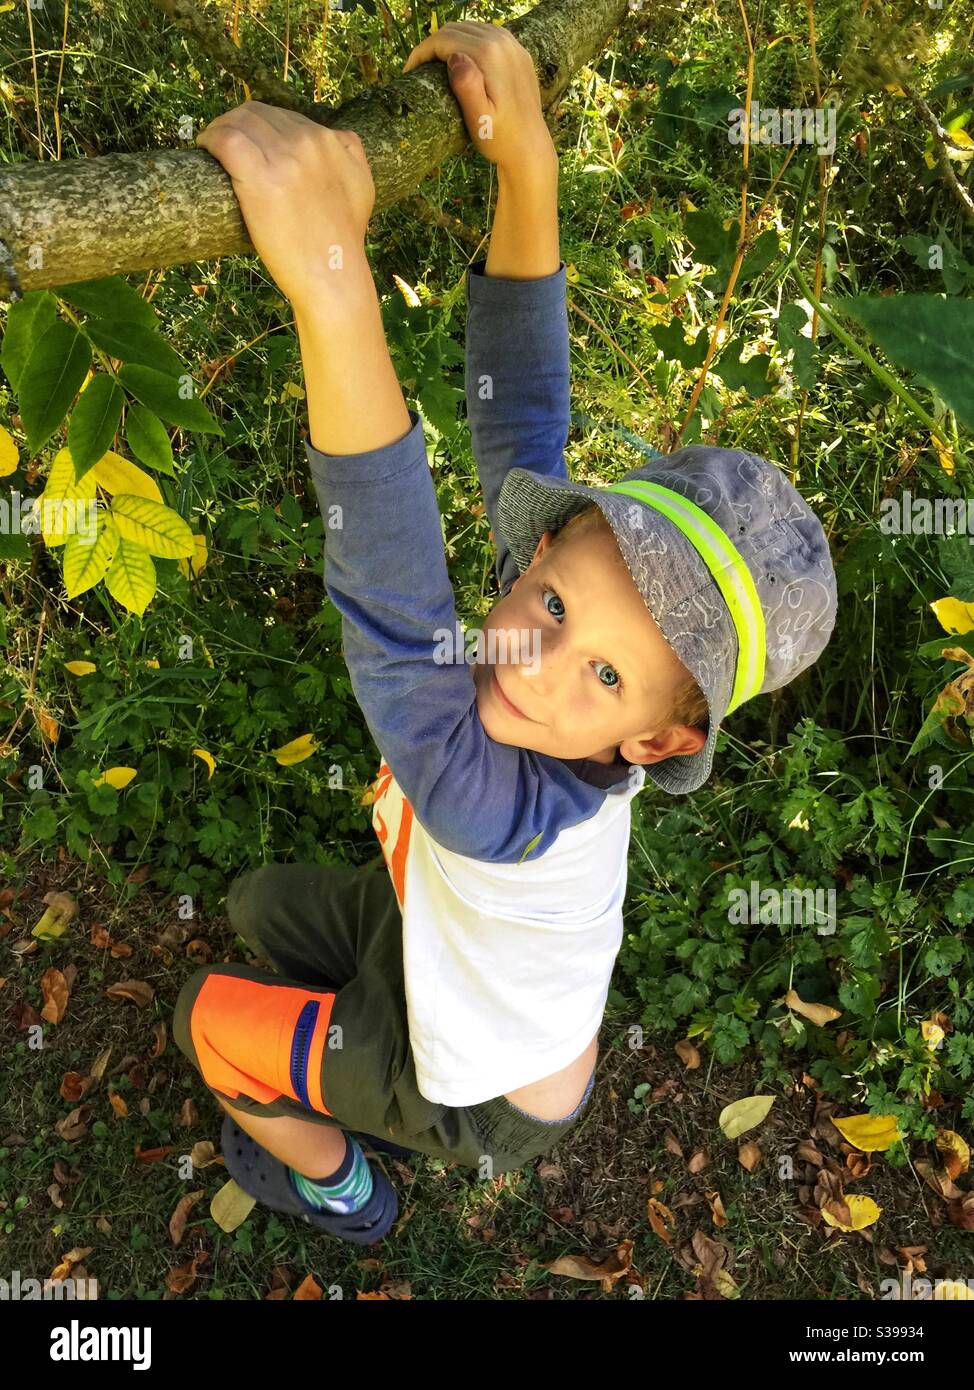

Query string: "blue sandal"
[220, 1113, 399, 1245]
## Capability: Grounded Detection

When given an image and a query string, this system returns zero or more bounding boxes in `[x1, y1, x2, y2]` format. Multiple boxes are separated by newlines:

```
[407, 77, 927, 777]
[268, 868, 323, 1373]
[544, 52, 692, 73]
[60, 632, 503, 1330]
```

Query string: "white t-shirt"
[368, 757, 645, 1106]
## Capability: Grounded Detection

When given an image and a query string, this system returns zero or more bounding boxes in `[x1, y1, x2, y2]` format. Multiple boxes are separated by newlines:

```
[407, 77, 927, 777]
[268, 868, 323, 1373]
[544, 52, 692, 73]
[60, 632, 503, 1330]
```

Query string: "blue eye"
[594, 661, 623, 692]
[541, 588, 565, 619]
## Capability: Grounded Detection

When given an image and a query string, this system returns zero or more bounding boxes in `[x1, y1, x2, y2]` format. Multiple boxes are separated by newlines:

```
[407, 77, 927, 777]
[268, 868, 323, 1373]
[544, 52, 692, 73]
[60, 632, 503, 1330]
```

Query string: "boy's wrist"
[496, 135, 560, 187]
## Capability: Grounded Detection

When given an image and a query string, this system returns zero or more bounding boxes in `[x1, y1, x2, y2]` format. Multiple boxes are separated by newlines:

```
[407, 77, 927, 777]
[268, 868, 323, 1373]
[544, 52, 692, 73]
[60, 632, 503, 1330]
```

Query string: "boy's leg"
[213, 1094, 349, 1177]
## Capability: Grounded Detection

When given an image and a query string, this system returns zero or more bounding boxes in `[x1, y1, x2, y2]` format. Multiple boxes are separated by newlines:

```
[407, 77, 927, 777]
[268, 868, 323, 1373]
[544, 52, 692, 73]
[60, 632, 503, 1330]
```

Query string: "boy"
[173, 23, 837, 1246]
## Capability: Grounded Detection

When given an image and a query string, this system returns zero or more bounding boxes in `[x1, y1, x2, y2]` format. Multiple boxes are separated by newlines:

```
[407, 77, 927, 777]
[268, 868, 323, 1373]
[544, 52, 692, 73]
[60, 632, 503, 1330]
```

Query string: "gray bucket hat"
[494, 445, 838, 795]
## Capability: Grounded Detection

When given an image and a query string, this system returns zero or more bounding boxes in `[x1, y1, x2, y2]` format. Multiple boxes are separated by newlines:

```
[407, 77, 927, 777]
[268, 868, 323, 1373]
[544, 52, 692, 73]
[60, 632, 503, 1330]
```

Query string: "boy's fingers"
[402, 23, 490, 73]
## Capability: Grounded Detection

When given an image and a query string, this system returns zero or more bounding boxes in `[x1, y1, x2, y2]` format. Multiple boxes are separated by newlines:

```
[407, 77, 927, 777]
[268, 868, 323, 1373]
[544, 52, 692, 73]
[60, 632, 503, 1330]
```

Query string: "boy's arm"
[297, 264, 608, 863]
[464, 153, 570, 598]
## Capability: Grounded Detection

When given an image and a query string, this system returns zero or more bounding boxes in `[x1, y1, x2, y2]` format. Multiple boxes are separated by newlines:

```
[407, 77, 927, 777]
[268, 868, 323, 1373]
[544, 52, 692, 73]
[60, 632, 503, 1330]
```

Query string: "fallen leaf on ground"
[169, 1191, 205, 1245]
[718, 1095, 774, 1139]
[105, 979, 155, 1007]
[40, 967, 70, 1023]
[544, 1240, 633, 1292]
[832, 1114, 900, 1153]
[210, 1179, 256, 1233]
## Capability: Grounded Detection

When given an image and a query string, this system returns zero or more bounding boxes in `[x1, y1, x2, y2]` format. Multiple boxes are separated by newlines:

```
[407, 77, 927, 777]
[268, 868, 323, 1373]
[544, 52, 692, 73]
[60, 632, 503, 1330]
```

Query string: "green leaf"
[104, 536, 157, 616]
[518, 831, 543, 864]
[1, 290, 58, 393]
[684, 210, 736, 270]
[833, 294, 974, 431]
[777, 303, 817, 390]
[651, 319, 709, 368]
[63, 515, 119, 599]
[927, 72, 974, 101]
[54, 275, 160, 331]
[900, 232, 974, 296]
[119, 363, 224, 436]
[938, 533, 974, 603]
[67, 375, 125, 480]
[125, 403, 176, 477]
[738, 229, 780, 283]
[18, 320, 93, 455]
[713, 338, 773, 397]
[83, 319, 186, 379]
[110, 492, 195, 558]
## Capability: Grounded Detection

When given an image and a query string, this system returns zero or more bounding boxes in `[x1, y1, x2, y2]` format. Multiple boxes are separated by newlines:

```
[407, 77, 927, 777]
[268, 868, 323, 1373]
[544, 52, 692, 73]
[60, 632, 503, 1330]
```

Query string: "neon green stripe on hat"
[605, 480, 766, 714]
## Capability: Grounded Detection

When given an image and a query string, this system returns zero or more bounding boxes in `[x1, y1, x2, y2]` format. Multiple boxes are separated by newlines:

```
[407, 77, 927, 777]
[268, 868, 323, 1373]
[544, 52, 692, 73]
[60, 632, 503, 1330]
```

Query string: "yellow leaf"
[718, 1095, 775, 1140]
[0, 425, 19, 477]
[63, 516, 119, 600]
[884, 83, 906, 97]
[934, 440, 954, 476]
[392, 274, 421, 307]
[930, 597, 974, 635]
[936, 1129, 970, 1178]
[110, 493, 195, 559]
[89, 451, 163, 503]
[281, 381, 306, 400]
[430, 8, 438, 32]
[922, 1020, 946, 1050]
[32, 891, 79, 940]
[144, 658, 160, 668]
[192, 748, 216, 779]
[64, 661, 97, 677]
[177, 533, 208, 580]
[93, 767, 138, 790]
[821, 1194, 881, 1231]
[565, 264, 579, 284]
[831, 1113, 900, 1152]
[210, 1179, 256, 1233]
[37, 449, 98, 547]
[104, 538, 157, 616]
[788, 810, 810, 830]
[947, 128, 973, 163]
[274, 733, 319, 766]
[784, 989, 842, 1026]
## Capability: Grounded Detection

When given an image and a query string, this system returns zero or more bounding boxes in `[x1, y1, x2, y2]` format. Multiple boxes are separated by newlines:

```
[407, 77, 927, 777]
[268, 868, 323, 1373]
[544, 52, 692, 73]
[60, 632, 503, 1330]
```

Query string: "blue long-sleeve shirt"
[303, 258, 633, 865]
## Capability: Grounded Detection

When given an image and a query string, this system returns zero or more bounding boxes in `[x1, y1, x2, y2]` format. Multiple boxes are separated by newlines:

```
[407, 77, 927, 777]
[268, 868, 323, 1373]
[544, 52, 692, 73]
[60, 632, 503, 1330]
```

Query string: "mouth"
[491, 669, 532, 721]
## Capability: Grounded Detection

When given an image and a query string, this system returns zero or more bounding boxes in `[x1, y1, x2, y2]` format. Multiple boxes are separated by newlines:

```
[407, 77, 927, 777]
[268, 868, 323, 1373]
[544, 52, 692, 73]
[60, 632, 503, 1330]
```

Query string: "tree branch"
[0, 0, 633, 300]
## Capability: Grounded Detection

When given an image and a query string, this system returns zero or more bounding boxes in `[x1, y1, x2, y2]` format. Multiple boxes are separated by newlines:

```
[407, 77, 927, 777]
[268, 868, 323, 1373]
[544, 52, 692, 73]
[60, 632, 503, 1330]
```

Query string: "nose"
[516, 625, 563, 700]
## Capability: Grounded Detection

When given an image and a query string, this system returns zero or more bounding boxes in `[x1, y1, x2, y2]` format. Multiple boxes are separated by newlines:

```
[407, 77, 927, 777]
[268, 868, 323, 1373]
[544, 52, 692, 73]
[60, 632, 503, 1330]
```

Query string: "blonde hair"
[549, 504, 710, 731]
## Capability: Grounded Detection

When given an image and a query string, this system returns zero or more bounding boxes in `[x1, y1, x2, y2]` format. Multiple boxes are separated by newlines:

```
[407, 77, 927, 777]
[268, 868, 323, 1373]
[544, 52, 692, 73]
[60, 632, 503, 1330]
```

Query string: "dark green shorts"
[172, 857, 595, 1174]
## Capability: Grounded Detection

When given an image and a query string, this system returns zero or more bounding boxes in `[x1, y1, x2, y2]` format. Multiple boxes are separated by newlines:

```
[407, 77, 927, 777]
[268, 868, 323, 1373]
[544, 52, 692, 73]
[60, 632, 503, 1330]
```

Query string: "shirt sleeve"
[303, 408, 611, 864]
[463, 257, 570, 597]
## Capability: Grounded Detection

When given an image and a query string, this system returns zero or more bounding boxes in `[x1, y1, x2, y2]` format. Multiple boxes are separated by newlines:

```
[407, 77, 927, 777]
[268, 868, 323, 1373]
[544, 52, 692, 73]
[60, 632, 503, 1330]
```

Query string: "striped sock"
[288, 1134, 374, 1215]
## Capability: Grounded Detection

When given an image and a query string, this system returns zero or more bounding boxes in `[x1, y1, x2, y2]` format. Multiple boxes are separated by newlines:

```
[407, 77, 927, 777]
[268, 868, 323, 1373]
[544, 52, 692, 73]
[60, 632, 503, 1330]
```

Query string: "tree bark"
[0, 0, 633, 301]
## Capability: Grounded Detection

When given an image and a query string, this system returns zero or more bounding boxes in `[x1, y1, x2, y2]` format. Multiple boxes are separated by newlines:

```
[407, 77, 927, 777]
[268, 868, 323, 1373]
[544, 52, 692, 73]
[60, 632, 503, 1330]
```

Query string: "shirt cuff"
[464, 258, 566, 306]
[302, 408, 427, 484]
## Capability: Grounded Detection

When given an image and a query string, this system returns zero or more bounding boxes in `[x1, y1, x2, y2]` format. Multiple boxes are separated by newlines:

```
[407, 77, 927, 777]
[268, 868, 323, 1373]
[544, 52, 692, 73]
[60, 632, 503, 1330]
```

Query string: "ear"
[619, 723, 707, 766]
[512, 530, 556, 587]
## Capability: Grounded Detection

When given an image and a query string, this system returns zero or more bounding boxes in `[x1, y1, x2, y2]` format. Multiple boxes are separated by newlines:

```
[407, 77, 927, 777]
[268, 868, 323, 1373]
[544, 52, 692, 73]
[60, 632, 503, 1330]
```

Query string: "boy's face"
[471, 520, 709, 767]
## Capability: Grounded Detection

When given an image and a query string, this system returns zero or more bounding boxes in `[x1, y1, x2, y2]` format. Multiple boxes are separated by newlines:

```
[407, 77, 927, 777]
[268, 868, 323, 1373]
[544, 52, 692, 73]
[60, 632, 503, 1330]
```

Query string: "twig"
[149, 0, 312, 114]
[906, 85, 974, 225]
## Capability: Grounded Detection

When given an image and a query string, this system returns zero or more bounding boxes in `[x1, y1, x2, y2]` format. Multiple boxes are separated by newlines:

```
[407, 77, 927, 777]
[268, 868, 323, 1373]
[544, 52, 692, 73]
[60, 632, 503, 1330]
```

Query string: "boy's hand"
[195, 102, 375, 304]
[402, 21, 557, 175]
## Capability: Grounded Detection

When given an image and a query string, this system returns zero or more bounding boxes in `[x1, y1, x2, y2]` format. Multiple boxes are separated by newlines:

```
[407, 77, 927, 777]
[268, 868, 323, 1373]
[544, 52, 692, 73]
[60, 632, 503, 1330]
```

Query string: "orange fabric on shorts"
[189, 973, 336, 1115]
